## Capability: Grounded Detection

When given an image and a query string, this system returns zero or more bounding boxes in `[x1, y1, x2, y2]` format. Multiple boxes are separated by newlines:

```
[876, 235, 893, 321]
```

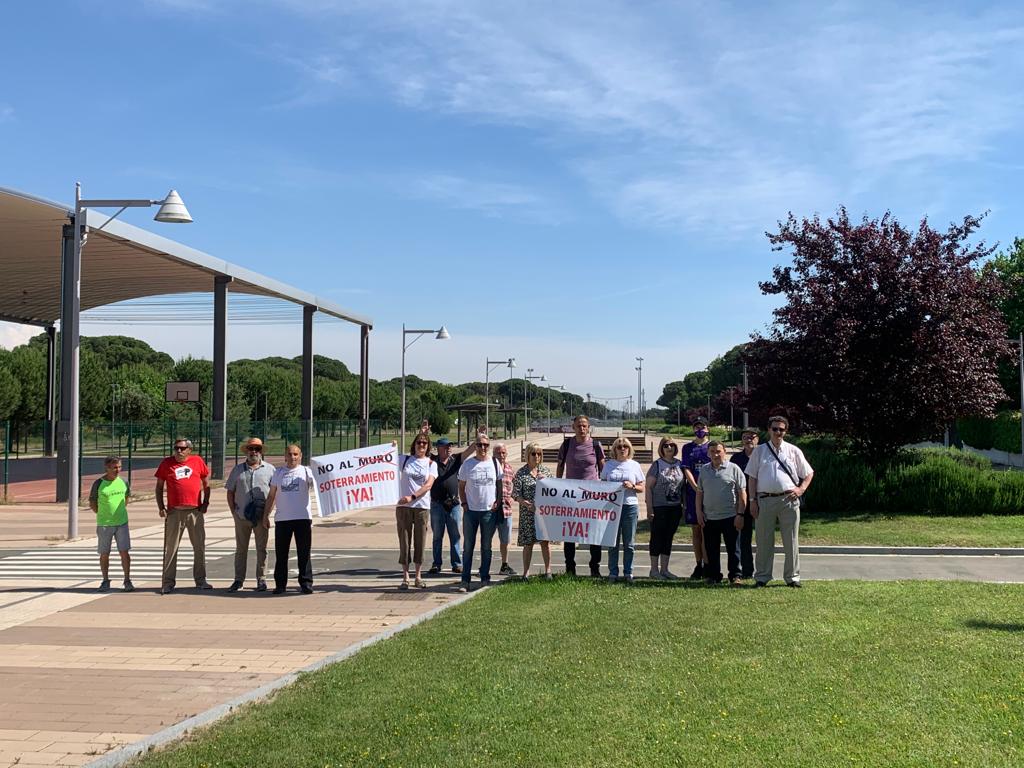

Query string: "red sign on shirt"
[155, 455, 209, 508]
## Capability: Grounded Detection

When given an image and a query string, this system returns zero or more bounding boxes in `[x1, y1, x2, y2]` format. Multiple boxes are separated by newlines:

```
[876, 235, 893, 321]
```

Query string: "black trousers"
[649, 505, 683, 556]
[736, 510, 754, 578]
[703, 517, 740, 581]
[564, 542, 602, 573]
[274, 519, 313, 589]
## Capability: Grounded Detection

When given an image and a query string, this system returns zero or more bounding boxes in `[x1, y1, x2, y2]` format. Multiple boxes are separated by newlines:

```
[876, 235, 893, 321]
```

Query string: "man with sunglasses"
[744, 416, 814, 588]
[456, 434, 502, 591]
[155, 438, 212, 594]
[225, 437, 275, 592]
[428, 435, 478, 575]
[729, 429, 759, 579]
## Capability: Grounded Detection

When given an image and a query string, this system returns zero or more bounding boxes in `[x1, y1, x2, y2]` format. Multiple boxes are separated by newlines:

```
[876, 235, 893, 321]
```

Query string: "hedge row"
[797, 438, 1024, 516]
[957, 411, 1021, 454]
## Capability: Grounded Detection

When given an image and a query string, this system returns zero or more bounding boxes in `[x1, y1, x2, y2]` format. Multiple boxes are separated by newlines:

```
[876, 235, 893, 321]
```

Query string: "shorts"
[496, 514, 513, 546]
[97, 523, 131, 555]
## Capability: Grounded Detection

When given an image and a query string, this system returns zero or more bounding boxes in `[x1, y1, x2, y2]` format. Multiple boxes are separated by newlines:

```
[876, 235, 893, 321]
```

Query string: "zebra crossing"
[0, 547, 234, 580]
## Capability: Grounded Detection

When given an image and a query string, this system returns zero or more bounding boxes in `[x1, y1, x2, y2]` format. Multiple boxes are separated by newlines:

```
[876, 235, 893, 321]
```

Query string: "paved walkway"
[0, 432, 1021, 767]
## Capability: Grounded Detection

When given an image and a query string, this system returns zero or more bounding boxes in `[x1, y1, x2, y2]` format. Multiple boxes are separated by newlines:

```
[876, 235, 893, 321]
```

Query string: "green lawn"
[635, 513, 1024, 548]
[134, 581, 1024, 768]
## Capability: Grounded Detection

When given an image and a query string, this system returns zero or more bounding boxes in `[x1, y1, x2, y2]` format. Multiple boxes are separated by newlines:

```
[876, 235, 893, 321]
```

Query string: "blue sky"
[2, 0, 1024, 405]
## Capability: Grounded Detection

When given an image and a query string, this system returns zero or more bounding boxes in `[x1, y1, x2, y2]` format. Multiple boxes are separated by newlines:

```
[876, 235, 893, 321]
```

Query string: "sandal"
[414, 578, 426, 589]
[399, 579, 410, 590]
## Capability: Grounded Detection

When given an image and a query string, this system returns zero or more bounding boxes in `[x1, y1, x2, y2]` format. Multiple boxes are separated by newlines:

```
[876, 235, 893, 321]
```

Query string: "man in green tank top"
[88, 457, 133, 592]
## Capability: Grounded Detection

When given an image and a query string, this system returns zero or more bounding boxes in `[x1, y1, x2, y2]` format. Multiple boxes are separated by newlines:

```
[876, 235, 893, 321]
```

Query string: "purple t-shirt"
[558, 437, 605, 480]
[681, 441, 711, 514]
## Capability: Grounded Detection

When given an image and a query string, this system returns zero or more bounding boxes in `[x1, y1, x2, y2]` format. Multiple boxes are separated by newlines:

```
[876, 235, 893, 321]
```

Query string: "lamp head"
[154, 190, 192, 223]
[508, 358, 517, 368]
[435, 326, 450, 340]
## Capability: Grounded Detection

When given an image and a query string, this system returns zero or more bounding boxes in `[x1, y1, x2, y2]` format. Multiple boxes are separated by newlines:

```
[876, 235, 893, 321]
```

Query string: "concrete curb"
[83, 586, 485, 768]
[667, 544, 1024, 556]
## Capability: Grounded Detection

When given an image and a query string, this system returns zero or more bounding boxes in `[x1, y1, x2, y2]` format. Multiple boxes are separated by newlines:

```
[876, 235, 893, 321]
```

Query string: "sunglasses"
[476, 442, 490, 447]
[662, 445, 677, 452]
[529, 451, 543, 456]
[770, 427, 787, 433]
[246, 447, 262, 452]
[174, 446, 189, 451]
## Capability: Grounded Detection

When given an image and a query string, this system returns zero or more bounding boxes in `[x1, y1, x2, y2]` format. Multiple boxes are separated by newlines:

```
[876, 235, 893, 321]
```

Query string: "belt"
[758, 492, 788, 498]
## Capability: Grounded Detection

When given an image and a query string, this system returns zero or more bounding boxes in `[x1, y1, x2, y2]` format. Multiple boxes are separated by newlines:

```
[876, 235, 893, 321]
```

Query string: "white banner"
[534, 478, 624, 547]
[310, 443, 399, 517]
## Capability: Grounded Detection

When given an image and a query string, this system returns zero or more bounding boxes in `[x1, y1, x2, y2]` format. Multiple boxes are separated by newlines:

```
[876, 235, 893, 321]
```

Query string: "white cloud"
[0, 321, 39, 350]
[259, 1, 1024, 234]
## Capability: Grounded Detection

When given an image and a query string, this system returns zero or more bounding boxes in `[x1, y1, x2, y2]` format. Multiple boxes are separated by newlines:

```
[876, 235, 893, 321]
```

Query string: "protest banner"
[534, 477, 624, 546]
[310, 443, 399, 517]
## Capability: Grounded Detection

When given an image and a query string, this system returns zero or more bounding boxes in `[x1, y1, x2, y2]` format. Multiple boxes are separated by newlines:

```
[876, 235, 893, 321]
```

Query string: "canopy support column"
[44, 324, 56, 456]
[56, 223, 79, 509]
[300, 305, 315, 461]
[211, 275, 231, 479]
[359, 324, 370, 447]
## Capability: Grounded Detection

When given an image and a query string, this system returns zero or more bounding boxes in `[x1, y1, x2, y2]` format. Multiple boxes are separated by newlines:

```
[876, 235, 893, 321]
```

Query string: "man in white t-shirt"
[264, 444, 316, 595]
[457, 435, 501, 592]
[744, 416, 814, 588]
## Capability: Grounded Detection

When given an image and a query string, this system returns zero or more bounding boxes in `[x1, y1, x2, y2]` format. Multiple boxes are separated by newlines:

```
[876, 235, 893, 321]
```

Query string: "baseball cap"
[434, 438, 453, 447]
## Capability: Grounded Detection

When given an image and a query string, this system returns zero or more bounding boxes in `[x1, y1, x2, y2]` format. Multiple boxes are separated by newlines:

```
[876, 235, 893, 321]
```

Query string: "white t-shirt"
[270, 465, 315, 521]
[600, 459, 645, 506]
[399, 454, 437, 509]
[458, 456, 499, 511]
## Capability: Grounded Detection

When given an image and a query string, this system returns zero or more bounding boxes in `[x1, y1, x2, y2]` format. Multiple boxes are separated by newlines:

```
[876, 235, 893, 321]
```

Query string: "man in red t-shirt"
[155, 438, 212, 593]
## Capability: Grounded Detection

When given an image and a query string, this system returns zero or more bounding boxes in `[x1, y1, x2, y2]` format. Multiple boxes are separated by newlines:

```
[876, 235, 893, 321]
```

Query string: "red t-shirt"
[155, 455, 210, 508]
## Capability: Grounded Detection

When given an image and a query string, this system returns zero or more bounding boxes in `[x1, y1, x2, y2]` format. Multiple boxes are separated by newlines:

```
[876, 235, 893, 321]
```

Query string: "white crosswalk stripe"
[0, 547, 234, 579]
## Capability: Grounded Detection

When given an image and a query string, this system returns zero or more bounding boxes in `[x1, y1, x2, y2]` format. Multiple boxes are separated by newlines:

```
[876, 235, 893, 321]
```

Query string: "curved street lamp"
[400, 324, 450, 444]
[66, 184, 192, 539]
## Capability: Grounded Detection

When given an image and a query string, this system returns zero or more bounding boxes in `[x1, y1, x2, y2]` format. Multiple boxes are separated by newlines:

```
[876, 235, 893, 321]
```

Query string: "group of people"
[88, 413, 813, 595]
[395, 413, 814, 591]
[89, 437, 318, 595]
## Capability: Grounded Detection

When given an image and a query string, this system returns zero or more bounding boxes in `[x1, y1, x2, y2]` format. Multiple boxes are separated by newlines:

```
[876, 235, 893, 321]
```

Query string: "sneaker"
[98, 579, 111, 592]
[754, 581, 768, 588]
[122, 580, 135, 592]
[544, 573, 554, 581]
[649, 568, 661, 579]
[228, 581, 243, 593]
[499, 563, 516, 576]
[787, 581, 802, 588]
[590, 567, 601, 578]
[160, 585, 174, 595]
[300, 585, 314, 595]
[256, 580, 268, 592]
[428, 565, 442, 575]
[705, 576, 723, 586]
[729, 576, 742, 586]
[625, 574, 635, 584]
[273, 586, 286, 595]
[661, 570, 679, 580]
[457, 584, 469, 593]
[607, 574, 619, 584]
[196, 581, 214, 590]
[689, 563, 704, 580]
[451, 565, 462, 574]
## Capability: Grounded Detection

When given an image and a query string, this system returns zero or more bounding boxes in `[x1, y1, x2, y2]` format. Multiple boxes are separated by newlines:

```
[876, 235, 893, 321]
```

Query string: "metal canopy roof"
[0, 186, 372, 329]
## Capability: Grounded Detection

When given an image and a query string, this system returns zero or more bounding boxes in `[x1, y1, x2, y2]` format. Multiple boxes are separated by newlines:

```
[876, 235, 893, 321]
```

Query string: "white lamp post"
[400, 324, 450, 445]
[525, 369, 545, 438]
[485, 357, 516, 433]
[66, 183, 192, 538]
[547, 384, 563, 433]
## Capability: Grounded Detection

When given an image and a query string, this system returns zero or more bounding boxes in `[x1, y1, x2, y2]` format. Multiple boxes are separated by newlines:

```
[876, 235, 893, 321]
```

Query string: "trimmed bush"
[796, 438, 1024, 516]
[956, 411, 1022, 454]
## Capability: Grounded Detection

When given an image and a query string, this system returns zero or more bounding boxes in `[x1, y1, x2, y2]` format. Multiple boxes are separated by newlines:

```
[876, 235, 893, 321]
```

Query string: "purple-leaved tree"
[746, 207, 1012, 454]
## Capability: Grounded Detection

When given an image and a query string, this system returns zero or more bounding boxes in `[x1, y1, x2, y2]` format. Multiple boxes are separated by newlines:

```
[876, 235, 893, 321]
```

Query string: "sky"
[2, 0, 1024, 407]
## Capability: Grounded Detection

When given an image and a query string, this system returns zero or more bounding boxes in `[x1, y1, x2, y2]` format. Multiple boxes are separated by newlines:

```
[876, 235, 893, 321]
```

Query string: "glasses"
[414, 442, 429, 447]
[174, 446, 189, 451]
[246, 447, 262, 452]
[616, 446, 629, 451]
[770, 427, 787, 433]
[662, 445, 677, 452]
[529, 451, 543, 456]
[476, 442, 490, 448]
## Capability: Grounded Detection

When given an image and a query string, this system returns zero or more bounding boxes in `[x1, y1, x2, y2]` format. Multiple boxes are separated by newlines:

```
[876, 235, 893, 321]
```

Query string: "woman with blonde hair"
[512, 441, 554, 580]
[600, 437, 645, 582]
[645, 436, 685, 578]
